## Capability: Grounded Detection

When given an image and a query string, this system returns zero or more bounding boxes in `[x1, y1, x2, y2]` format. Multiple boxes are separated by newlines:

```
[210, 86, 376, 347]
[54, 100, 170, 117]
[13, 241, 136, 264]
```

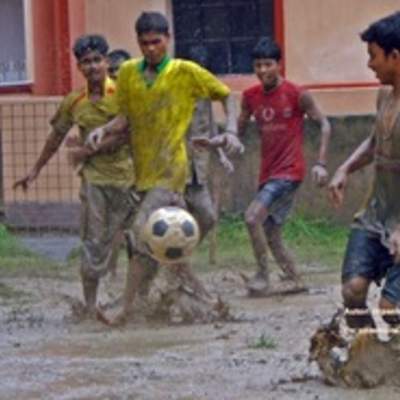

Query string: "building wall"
[1, 1, 399, 230]
[81, 0, 400, 116]
[85, 0, 171, 58]
[283, 0, 400, 115]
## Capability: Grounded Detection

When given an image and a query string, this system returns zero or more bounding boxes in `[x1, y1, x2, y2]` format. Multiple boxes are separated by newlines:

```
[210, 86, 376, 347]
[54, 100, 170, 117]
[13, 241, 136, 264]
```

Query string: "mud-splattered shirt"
[353, 87, 400, 247]
[116, 58, 230, 193]
[242, 80, 306, 185]
[50, 77, 135, 188]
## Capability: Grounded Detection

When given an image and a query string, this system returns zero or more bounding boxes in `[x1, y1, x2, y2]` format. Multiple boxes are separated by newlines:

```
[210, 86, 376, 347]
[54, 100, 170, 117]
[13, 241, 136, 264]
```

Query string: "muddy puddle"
[0, 268, 399, 399]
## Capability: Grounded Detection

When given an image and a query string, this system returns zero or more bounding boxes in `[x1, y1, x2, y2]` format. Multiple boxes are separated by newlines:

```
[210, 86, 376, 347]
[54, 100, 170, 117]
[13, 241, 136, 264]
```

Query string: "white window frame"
[0, 0, 33, 87]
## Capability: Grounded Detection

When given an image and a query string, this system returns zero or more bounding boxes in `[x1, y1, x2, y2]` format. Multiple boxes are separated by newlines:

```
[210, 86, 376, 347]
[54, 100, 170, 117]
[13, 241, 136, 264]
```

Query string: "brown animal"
[309, 309, 400, 388]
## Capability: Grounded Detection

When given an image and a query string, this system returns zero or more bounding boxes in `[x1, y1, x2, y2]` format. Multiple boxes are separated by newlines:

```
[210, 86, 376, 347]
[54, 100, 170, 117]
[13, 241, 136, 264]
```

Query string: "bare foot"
[108, 309, 133, 327]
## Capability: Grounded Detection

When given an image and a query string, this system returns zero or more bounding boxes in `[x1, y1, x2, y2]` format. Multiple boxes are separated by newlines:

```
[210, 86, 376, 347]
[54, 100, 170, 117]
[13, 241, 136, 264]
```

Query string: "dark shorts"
[255, 179, 300, 225]
[342, 228, 400, 305]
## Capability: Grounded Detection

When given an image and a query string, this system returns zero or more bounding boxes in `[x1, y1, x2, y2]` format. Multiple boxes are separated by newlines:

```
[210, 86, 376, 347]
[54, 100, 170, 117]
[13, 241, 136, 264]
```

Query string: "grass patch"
[248, 333, 277, 350]
[0, 225, 62, 277]
[0, 212, 349, 278]
[284, 214, 348, 268]
[193, 213, 348, 272]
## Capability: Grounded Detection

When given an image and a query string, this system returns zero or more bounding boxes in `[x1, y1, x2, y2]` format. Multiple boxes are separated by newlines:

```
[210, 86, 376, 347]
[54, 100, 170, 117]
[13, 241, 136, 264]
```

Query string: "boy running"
[88, 12, 242, 324]
[329, 12, 400, 329]
[14, 35, 136, 317]
[238, 38, 331, 295]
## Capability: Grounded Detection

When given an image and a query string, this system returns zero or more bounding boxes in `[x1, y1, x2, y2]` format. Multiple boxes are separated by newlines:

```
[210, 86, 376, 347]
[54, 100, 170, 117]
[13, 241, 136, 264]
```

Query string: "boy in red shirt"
[239, 38, 331, 295]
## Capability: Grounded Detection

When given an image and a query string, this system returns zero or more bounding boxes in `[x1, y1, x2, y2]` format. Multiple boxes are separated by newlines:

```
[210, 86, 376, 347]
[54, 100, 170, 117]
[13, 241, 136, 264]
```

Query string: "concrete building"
[0, 0, 399, 228]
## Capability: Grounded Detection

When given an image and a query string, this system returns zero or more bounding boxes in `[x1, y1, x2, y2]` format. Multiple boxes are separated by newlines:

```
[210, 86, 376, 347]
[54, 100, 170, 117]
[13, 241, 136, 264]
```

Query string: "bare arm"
[300, 91, 331, 166]
[238, 100, 252, 138]
[299, 91, 331, 186]
[66, 130, 130, 168]
[13, 129, 66, 190]
[193, 94, 244, 154]
[328, 135, 375, 208]
[221, 94, 237, 135]
[87, 114, 129, 149]
[338, 134, 375, 175]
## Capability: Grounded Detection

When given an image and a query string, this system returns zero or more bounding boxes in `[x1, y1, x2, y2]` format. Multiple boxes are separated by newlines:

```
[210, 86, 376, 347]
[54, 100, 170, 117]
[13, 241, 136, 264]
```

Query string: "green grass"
[248, 333, 277, 350]
[193, 213, 348, 272]
[0, 213, 349, 277]
[0, 225, 61, 277]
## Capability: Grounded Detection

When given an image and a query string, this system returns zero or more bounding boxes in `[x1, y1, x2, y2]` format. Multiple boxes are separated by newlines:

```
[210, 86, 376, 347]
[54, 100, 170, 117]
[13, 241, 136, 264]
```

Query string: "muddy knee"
[342, 278, 369, 305]
[245, 210, 258, 230]
[197, 208, 217, 239]
[342, 278, 374, 328]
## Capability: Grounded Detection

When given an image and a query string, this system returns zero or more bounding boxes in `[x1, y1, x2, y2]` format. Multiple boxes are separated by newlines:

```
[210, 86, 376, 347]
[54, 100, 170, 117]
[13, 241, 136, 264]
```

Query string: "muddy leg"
[169, 262, 212, 300]
[263, 220, 302, 285]
[245, 200, 270, 292]
[80, 270, 99, 315]
[342, 277, 375, 329]
[379, 297, 400, 328]
[107, 231, 124, 278]
[111, 254, 148, 325]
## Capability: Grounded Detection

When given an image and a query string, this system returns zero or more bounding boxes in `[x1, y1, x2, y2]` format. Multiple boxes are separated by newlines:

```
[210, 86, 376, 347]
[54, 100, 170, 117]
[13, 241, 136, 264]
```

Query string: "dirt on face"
[1, 267, 400, 400]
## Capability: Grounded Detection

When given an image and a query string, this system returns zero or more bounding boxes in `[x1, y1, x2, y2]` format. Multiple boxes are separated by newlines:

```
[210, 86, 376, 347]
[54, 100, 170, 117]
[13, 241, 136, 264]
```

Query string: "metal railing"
[0, 100, 80, 232]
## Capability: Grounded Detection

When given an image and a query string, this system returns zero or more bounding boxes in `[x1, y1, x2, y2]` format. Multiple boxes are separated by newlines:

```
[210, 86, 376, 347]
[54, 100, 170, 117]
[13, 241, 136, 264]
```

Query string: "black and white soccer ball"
[142, 207, 200, 264]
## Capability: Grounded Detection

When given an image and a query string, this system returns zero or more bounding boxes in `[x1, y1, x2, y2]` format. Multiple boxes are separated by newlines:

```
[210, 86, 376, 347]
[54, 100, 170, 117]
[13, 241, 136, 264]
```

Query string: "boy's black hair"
[361, 11, 400, 55]
[135, 12, 169, 36]
[251, 37, 281, 61]
[108, 49, 131, 63]
[73, 34, 109, 60]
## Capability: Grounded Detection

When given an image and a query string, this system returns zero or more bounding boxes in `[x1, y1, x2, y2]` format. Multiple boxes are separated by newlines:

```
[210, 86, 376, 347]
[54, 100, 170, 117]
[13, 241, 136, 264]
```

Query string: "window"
[172, 0, 274, 74]
[0, 0, 31, 86]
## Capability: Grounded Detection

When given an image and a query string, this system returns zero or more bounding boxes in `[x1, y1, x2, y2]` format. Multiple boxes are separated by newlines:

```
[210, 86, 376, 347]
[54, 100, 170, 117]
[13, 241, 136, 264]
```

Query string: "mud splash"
[1, 269, 400, 399]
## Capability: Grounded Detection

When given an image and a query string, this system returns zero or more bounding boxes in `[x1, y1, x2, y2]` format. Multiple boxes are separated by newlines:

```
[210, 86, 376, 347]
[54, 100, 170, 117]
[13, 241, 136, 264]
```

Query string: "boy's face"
[107, 58, 124, 81]
[138, 32, 169, 66]
[77, 50, 107, 83]
[253, 58, 281, 88]
[367, 42, 399, 85]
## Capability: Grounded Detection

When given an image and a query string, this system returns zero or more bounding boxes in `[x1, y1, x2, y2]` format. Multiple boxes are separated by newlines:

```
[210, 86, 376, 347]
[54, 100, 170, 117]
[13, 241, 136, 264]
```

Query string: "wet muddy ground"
[1, 265, 399, 400]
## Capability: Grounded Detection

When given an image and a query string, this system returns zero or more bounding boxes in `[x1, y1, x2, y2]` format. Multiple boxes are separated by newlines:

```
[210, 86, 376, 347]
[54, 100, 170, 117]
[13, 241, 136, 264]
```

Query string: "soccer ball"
[142, 207, 200, 264]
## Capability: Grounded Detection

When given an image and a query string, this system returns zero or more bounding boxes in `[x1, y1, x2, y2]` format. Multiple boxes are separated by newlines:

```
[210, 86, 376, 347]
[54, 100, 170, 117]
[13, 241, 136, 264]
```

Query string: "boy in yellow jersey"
[88, 12, 243, 324]
[14, 35, 137, 318]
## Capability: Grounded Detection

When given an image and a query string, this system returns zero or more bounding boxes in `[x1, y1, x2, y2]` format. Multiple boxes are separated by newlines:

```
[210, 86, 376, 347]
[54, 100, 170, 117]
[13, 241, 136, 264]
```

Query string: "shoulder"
[59, 88, 86, 114]
[172, 59, 202, 71]
[376, 86, 392, 109]
[281, 80, 304, 95]
[104, 78, 117, 96]
[118, 58, 141, 77]
[243, 84, 263, 98]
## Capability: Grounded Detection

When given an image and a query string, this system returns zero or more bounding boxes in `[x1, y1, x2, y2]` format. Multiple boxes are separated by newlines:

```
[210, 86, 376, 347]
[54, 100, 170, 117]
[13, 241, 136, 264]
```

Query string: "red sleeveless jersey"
[242, 80, 306, 185]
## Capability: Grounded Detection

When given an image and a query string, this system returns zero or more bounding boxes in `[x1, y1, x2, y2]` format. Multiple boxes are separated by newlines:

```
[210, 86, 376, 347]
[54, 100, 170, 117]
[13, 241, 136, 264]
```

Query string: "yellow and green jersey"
[116, 57, 230, 192]
[51, 77, 135, 188]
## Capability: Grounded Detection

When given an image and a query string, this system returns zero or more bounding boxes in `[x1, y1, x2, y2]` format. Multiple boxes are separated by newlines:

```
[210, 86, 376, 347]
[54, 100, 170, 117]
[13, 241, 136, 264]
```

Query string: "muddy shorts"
[342, 228, 400, 305]
[256, 179, 300, 225]
[184, 183, 216, 239]
[80, 181, 139, 279]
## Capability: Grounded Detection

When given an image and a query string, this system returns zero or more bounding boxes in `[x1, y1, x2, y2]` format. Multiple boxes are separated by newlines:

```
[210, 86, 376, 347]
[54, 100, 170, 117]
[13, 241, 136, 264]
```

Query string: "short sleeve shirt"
[242, 80, 306, 185]
[50, 77, 135, 188]
[116, 58, 230, 192]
